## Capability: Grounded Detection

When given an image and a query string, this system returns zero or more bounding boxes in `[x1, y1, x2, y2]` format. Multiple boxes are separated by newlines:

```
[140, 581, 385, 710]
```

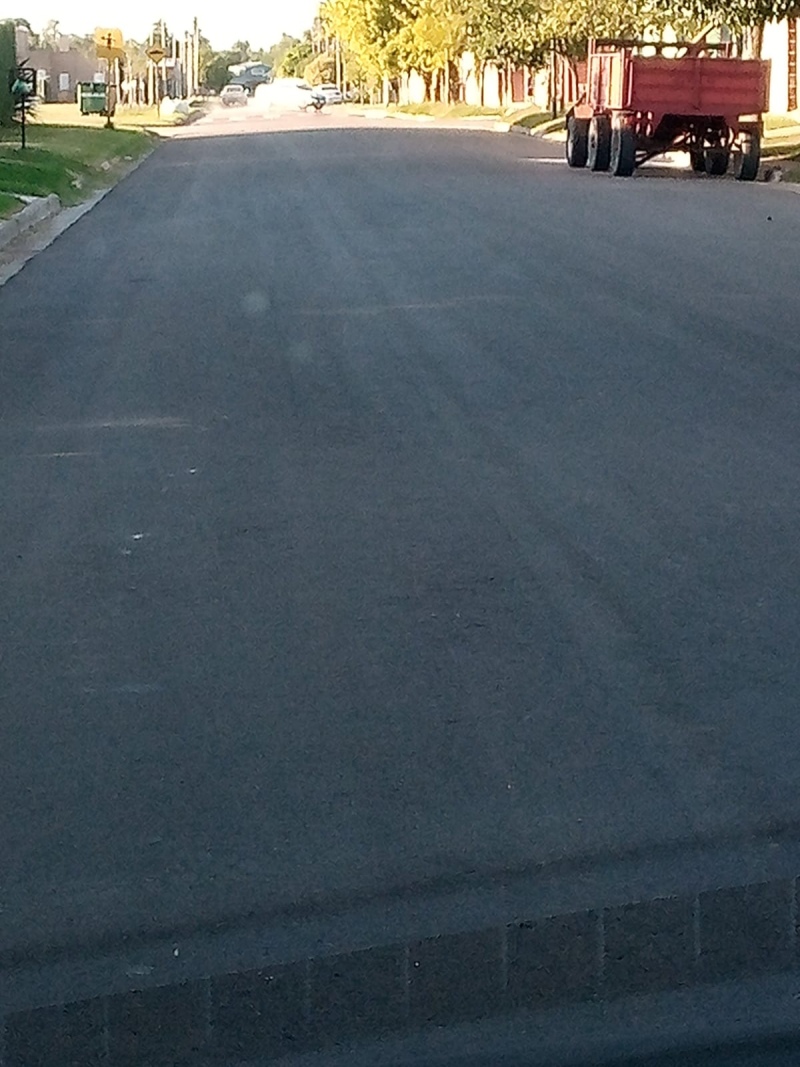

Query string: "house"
[14, 25, 97, 102]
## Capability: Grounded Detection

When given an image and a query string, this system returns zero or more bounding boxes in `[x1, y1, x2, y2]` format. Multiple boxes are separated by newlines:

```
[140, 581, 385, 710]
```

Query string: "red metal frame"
[573, 39, 770, 164]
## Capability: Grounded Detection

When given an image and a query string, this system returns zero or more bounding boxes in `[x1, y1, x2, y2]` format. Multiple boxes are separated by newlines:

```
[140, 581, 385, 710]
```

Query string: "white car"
[315, 83, 343, 104]
[253, 79, 325, 111]
[220, 84, 248, 107]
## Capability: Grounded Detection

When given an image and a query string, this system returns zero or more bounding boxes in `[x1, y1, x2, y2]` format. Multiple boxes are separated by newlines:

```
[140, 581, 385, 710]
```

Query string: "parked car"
[220, 84, 248, 107]
[296, 83, 326, 110]
[315, 83, 343, 104]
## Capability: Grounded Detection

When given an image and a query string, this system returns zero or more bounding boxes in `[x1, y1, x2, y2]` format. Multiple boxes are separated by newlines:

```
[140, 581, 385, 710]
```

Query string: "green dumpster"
[78, 82, 108, 115]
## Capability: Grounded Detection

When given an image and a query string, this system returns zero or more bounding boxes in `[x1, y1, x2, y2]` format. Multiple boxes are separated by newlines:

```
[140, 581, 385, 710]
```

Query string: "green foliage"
[316, 0, 797, 92]
[465, 0, 548, 67]
[0, 20, 16, 127]
[259, 33, 301, 71]
[204, 53, 234, 91]
[303, 52, 337, 84]
[652, 0, 800, 29]
[321, 0, 411, 79]
[278, 32, 314, 76]
[197, 33, 216, 86]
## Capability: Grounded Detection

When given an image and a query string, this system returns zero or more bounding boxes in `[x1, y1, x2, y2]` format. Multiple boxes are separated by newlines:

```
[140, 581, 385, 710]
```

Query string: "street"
[3, 99, 800, 971]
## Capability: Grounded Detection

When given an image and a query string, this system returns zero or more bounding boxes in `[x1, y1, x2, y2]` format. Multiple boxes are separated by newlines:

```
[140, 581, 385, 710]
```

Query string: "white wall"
[459, 52, 481, 106]
[530, 68, 549, 110]
[762, 20, 789, 112]
[457, 53, 503, 107]
[399, 70, 427, 105]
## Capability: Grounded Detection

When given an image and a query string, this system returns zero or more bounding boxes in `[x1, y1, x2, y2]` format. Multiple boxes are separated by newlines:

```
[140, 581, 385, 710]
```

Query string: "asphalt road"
[2, 102, 800, 961]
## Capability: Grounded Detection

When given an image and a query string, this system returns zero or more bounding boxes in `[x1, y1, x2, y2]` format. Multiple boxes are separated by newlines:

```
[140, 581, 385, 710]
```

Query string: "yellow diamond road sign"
[146, 45, 167, 64]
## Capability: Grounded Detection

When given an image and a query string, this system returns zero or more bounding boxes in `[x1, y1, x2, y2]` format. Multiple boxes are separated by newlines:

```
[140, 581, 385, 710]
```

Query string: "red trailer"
[566, 38, 770, 180]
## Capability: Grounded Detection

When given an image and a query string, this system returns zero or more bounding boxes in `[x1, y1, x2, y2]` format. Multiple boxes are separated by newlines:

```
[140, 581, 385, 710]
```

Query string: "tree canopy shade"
[318, 0, 798, 79]
[651, 0, 800, 28]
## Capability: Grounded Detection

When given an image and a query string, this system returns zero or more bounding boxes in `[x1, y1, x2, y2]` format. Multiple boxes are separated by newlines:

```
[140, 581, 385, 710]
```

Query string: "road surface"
[2, 100, 800, 969]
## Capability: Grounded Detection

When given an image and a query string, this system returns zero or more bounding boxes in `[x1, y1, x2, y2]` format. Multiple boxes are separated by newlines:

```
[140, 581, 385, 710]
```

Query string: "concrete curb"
[389, 112, 437, 123]
[185, 106, 208, 124]
[0, 149, 155, 288]
[528, 116, 567, 138]
[0, 194, 61, 252]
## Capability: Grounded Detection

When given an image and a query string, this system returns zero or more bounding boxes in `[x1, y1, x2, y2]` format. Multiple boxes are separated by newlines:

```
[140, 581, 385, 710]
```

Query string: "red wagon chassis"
[566, 39, 770, 179]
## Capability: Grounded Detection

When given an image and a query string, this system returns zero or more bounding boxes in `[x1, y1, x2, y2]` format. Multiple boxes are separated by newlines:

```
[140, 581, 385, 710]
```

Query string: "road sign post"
[9, 65, 34, 148]
[95, 27, 125, 127]
[146, 45, 167, 108]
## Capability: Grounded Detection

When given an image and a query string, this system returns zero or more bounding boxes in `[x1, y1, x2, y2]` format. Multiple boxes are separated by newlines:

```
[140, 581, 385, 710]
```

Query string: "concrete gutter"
[0, 150, 155, 288]
[0, 194, 61, 252]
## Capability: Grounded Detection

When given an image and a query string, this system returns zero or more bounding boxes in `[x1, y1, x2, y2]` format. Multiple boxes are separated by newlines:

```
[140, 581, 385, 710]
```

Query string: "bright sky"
[19, 0, 320, 51]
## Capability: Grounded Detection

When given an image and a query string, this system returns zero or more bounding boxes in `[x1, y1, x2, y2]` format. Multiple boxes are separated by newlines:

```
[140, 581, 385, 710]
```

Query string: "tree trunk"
[752, 22, 764, 59]
[479, 61, 485, 107]
[444, 50, 450, 104]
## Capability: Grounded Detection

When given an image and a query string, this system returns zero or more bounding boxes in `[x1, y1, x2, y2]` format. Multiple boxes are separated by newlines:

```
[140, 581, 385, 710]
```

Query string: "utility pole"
[184, 31, 190, 98]
[193, 16, 200, 96]
[147, 27, 155, 104]
[104, 32, 113, 127]
[159, 18, 166, 102]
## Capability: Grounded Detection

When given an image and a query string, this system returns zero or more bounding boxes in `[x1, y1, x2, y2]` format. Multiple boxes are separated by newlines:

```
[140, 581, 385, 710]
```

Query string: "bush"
[0, 21, 16, 127]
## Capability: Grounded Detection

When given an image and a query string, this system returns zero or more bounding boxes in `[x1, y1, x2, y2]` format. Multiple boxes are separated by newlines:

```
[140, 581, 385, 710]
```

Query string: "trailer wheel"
[734, 127, 760, 182]
[690, 150, 705, 172]
[704, 148, 729, 176]
[587, 115, 611, 171]
[566, 116, 589, 168]
[610, 118, 635, 177]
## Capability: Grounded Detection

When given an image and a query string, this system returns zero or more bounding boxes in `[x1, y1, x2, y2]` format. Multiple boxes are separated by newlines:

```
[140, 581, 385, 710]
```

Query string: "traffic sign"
[95, 27, 125, 60]
[146, 45, 167, 64]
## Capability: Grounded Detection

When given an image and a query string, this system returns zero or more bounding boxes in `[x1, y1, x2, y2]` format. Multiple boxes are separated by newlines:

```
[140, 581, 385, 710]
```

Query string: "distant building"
[14, 25, 96, 101]
[227, 61, 272, 92]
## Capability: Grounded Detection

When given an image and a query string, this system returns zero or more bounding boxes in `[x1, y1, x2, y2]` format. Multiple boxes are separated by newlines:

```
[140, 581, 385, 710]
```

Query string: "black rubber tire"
[566, 116, 589, 168]
[587, 114, 611, 171]
[609, 118, 636, 176]
[734, 127, 761, 181]
[690, 150, 705, 172]
[704, 147, 729, 176]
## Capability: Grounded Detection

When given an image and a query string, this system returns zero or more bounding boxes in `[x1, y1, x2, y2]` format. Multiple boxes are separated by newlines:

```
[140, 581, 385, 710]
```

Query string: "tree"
[0, 20, 16, 125]
[653, 0, 800, 31]
[303, 51, 337, 84]
[204, 51, 237, 91]
[197, 33, 215, 86]
[40, 18, 61, 49]
[389, 0, 466, 99]
[260, 33, 300, 71]
[14, 18, 39, 48]
[321, 0, 411, 83]
[278, 31, 313, 75]
[465, 0, 546, 66]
